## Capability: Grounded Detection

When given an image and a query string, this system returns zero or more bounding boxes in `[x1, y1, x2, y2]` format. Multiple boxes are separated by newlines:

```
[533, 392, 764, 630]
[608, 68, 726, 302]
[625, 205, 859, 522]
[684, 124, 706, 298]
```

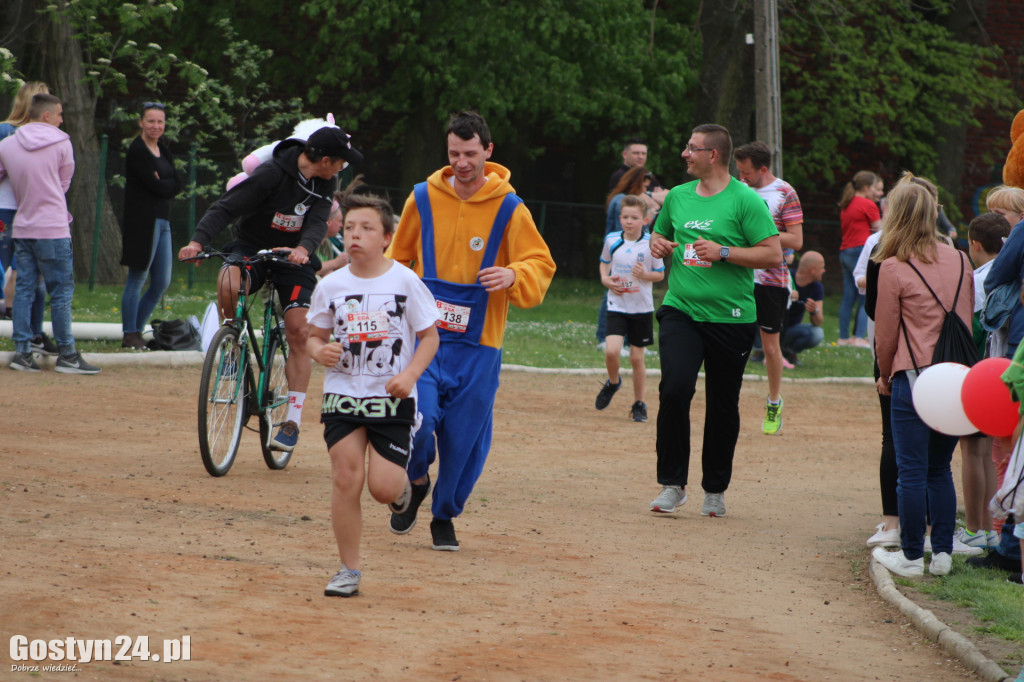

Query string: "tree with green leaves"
[778, 0, 1017, 202]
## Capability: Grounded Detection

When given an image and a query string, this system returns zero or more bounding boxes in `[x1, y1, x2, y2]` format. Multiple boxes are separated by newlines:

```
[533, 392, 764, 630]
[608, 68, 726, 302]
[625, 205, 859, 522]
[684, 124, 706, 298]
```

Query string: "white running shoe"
[872, 547, 924, 577]
[867, 523, 901, 548]
[924, 535, 984, 556]
[929, 552, 952, 576]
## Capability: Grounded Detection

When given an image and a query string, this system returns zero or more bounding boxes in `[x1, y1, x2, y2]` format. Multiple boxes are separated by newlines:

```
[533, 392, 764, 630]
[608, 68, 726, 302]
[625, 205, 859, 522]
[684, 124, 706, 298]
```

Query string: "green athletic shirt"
[653, 177, 778, 323]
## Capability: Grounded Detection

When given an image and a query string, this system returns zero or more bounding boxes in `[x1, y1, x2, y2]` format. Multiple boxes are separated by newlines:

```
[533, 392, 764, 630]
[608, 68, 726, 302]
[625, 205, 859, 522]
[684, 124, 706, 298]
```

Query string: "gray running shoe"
[324, 568, 361, 597]
[55, 351, 101, 375]
[701, 491, 726, 517]
[31, 333, 59, 356]
[9, 352, 41, 372]
[650, 485, 686, 513]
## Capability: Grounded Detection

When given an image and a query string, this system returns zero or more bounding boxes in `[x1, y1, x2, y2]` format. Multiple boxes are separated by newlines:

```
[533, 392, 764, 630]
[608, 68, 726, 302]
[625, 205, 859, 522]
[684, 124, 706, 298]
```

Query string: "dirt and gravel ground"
[1, 365, 1017, 680]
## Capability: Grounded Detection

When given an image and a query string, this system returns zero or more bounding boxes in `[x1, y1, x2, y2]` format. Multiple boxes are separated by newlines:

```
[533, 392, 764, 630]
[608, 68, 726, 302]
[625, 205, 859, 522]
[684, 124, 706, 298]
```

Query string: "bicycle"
[183, 248, 294, 477]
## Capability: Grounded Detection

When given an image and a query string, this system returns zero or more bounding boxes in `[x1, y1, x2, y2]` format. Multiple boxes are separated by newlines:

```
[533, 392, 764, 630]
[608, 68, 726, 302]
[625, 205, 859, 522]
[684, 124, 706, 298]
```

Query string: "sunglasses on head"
[142, 101, 165, 111]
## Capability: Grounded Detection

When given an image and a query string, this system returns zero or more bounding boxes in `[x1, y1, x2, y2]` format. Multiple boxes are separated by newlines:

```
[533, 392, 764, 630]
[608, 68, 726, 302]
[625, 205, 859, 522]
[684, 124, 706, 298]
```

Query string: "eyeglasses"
[142, 101, 165, 111]
[684, 145, 713, 153]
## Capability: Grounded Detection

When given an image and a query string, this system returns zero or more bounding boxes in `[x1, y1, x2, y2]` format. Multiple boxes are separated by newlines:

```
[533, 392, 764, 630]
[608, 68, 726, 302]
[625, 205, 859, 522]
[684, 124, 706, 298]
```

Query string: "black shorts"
[754, 284, 790, 334]
[606, 310, 654, 347]
[224, 240, 321, 313]
[322, 414, 412, 468]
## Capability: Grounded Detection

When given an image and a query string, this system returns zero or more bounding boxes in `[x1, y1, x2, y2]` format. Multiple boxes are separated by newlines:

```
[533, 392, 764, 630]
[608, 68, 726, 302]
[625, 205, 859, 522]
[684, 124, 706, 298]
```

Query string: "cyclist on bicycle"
[178, 126, 363, 453]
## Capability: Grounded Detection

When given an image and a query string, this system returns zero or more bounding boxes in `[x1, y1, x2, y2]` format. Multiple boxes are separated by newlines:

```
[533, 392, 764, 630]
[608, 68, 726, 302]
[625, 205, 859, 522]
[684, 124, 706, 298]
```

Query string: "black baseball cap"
[305, 127, 363, 165]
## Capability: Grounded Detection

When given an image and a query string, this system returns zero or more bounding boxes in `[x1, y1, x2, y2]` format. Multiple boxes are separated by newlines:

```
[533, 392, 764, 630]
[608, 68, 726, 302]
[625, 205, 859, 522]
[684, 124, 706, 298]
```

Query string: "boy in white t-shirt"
[307, 194, 440, 598]
[595, 195, 665, 422]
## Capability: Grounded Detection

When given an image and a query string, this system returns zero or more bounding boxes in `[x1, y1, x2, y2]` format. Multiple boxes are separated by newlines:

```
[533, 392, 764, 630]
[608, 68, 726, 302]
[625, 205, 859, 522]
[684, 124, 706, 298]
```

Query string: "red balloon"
[961, 358, 1020, 438]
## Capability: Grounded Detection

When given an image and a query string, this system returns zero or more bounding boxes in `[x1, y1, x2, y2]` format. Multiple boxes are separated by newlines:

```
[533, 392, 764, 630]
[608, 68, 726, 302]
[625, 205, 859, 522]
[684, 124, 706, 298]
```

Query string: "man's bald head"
[797, 251, 825, 279]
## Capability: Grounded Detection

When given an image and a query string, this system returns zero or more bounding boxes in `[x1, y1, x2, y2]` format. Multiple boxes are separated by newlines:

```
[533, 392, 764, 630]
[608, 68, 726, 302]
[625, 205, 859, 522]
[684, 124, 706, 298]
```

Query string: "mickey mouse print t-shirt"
[307, 261, 439, 407]
[653, 177, 777, 323]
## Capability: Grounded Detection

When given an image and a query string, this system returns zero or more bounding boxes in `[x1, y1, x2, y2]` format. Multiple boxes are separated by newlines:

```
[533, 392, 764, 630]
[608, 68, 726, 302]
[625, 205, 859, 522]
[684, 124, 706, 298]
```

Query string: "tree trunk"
[398, 104, 445, 197]
[932, 0, 988, 221]
[31, 0, 123, 284]
[692, 0, 757, 152]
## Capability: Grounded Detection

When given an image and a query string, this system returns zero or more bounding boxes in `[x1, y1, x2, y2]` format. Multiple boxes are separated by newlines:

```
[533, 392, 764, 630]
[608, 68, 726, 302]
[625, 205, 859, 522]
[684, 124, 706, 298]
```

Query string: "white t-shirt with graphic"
[307, 261, 439, 400]
[600, 231, 665, 314]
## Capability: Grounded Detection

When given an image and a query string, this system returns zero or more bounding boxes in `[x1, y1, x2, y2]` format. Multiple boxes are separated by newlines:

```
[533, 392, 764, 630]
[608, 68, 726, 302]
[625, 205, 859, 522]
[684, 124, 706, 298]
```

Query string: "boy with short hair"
[957, 212, 1013, 550]
[307, 193, 440, 597]
[595, 195, 665, 421]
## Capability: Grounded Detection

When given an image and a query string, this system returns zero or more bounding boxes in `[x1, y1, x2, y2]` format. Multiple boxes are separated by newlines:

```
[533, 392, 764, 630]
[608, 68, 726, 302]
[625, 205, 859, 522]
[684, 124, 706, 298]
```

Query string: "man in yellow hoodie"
[388, 111, 556, 550]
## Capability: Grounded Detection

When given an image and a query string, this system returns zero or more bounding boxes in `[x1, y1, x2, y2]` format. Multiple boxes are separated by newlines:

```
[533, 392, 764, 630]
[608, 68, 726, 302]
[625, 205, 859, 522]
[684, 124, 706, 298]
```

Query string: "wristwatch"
[719, 246, 730, 261]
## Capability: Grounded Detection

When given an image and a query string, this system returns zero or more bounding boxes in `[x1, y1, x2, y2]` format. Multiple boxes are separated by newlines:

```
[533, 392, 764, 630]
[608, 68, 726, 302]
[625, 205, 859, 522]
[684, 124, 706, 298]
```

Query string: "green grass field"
[2, 274, 877, 379]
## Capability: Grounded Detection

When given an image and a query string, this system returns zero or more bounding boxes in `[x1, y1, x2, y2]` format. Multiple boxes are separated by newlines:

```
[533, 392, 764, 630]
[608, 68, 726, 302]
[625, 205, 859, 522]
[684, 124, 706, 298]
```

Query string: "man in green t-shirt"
[647, 124, 781, 518]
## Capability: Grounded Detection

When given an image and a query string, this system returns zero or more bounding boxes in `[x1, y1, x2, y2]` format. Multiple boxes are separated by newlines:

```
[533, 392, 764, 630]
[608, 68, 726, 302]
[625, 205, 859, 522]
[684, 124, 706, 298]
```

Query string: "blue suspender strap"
[479, 194, 522, 271]
[412, 182, 437, 279]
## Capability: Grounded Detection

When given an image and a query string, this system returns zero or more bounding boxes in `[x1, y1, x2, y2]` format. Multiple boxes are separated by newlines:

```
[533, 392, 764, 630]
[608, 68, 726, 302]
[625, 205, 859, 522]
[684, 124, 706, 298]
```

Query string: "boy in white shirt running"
[307, 194, 440, 597]
[595, 195, 665, 421]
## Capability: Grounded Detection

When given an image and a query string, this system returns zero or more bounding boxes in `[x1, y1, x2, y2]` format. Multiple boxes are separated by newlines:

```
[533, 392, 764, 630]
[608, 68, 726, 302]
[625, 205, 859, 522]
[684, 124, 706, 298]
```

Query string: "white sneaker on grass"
[872, 547, 924, 577]
[923, 535, 983, 556]
[929, 552, 952, 576]
[650, 486, 686, 513]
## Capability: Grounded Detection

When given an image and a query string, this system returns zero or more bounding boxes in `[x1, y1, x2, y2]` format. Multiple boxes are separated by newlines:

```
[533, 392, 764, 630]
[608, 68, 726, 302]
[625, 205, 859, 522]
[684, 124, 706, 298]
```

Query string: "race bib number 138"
[436, 300, 470, 333]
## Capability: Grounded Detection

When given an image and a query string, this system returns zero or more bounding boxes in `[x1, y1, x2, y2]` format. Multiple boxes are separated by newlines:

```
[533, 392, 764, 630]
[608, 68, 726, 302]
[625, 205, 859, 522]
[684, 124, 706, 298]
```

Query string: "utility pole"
[753, 0, 783, 178]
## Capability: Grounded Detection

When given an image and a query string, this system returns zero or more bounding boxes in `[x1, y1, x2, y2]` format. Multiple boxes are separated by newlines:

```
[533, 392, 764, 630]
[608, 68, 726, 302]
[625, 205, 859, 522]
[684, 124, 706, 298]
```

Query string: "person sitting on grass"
[306, 193, 440, 598]
[594, 195, 665, 422]
[779, 250, 825, 366]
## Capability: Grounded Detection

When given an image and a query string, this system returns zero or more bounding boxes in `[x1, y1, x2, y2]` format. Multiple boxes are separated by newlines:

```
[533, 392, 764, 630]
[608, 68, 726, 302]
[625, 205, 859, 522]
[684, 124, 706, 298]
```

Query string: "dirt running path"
[0, 367, 989, 680]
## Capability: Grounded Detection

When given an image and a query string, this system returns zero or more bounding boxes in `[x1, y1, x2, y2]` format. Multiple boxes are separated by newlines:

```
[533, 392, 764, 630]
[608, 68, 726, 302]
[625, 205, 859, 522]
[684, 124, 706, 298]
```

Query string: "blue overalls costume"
[409, 183, 521, 520]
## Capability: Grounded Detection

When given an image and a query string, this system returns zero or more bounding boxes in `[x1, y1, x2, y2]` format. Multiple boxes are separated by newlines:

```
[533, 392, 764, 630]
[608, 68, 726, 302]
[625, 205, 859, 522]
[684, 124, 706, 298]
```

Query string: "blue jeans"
[780, 323, 825, 353]
[121, 218, 172, 334]
[890, 372, 959, 560]
[596, 292, 608, 342]
[12, 238, 75, 354]
[838, 246, 867, 340]
[0, 208, 45, 334]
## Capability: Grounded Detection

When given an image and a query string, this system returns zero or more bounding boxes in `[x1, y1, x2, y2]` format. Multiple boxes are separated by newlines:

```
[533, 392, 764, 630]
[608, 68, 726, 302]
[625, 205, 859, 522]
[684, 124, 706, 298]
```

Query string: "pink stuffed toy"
[226, 113, 338, 190]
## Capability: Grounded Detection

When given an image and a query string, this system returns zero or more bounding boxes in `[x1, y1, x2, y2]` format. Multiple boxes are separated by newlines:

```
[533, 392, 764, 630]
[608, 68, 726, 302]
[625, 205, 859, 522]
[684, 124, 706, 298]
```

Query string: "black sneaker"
[9, 352, 41, 372]
[781, 348, 800, 366]
[430, 518, 460, 551]
[389, 475, 430, 534]
[1008, 572, 1023, 585]
[630, 400, 648, 422]
[31, 333, 59, 356]
[595, 378, 621, 410]
[965, 550, 1023, 573]
[55, 351, 101, 375]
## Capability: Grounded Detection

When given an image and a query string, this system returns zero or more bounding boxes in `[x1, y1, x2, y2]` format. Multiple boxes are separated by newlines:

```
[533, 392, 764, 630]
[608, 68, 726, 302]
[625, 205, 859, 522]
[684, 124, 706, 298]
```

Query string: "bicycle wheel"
[259, 324, 292, 470]
[198, 326, 247, 477]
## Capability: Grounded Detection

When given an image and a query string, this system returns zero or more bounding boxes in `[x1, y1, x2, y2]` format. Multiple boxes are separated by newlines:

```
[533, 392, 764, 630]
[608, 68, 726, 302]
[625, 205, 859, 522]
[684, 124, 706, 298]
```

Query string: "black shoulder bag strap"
[899, 252, 965, 372]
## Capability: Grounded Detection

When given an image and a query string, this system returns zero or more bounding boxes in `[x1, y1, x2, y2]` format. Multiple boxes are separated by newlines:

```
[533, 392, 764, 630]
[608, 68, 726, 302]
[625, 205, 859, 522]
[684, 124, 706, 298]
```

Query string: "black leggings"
[878, 390, 899, 517]
[655, 306, 756, 493]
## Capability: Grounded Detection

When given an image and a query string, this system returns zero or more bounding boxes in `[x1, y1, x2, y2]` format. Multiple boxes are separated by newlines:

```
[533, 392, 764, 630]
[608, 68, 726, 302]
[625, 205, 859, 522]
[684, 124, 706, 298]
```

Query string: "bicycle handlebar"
[180, 248, 296, 267]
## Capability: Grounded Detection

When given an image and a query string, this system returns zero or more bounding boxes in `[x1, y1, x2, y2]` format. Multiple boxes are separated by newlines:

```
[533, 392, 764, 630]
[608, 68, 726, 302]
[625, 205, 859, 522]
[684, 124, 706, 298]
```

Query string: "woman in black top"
[120, 102, 181, 350]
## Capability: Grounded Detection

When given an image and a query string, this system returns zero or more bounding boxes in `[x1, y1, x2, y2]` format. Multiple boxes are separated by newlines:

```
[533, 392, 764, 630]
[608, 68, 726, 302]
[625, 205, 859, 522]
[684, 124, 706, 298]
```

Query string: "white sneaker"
[953, 526, 992, 550]
[867, 523, 901, 548]
[872, 547, 924, 577]
[650, 486, 686, 513]
[929, 552, 952, 576]
[924, 535, 984, 556]
[701, 491, 726, 517]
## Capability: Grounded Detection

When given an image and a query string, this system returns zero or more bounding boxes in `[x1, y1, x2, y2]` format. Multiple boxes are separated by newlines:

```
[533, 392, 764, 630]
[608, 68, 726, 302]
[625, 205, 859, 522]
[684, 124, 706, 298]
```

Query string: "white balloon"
[910, 362, 976, 436]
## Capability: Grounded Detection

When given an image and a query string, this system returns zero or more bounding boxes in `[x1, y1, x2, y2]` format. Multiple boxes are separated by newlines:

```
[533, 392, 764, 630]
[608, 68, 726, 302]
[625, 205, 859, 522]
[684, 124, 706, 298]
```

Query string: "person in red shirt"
[837, 171, 883, 347]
